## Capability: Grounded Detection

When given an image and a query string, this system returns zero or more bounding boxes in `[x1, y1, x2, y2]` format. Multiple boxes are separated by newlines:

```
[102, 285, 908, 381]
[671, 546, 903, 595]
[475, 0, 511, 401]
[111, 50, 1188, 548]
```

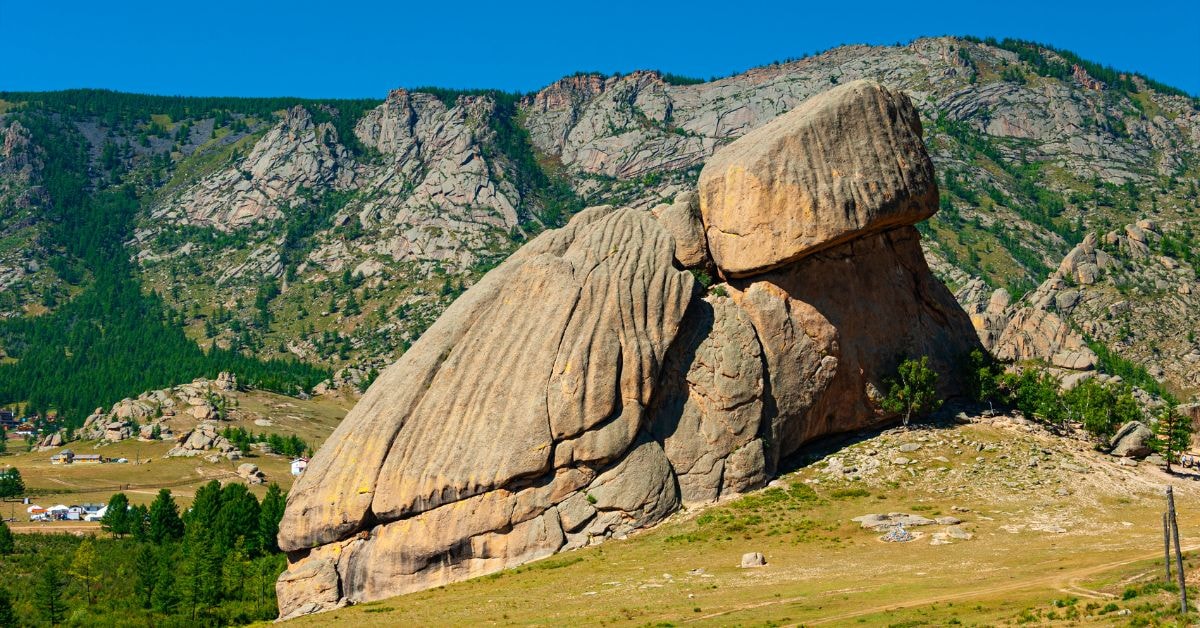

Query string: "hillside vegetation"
[0, 35, 1197, 419]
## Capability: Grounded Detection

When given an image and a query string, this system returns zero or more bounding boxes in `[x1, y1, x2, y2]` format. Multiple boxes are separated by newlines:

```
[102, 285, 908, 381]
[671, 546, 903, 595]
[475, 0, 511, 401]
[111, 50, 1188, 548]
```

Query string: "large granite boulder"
[1109, 421, 1153, 458]
[278, 206, 694, 613]
[726, 226, 977, 465]
[698, 80, 937, 277]
[277, 80, 980, 617]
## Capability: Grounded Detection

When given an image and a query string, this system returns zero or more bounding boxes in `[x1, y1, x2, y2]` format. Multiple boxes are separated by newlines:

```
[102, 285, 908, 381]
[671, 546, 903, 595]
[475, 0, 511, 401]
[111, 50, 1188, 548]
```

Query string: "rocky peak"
[155, 105, 357, 231]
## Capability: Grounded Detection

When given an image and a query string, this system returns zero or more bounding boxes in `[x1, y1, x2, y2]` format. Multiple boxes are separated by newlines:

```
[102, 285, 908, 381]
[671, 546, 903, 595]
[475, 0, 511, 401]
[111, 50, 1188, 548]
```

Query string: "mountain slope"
[0, 35, 1197, 422]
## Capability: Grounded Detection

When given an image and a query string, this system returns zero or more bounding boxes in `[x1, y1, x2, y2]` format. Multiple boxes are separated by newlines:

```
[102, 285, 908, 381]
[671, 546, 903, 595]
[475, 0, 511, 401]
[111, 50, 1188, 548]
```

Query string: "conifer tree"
[102, 492, 131, 537]
[134, 544, 157, 609]
[0, 469, 22, 498]
[149, 489, 184, 544]
[0, 587, 15, 628]
[0, 520, 13, 556]
[1154, 402, 1193, 472]
[70, 538, 100, 606]
[36, 563, 67, 625]
[258, 483, 286, 554]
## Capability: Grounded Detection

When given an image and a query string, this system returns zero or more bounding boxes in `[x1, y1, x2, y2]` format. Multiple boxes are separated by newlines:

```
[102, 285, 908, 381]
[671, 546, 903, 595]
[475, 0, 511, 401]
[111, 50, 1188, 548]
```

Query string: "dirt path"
[687, 545, 1200, 625]
[8, 522, 100, 535]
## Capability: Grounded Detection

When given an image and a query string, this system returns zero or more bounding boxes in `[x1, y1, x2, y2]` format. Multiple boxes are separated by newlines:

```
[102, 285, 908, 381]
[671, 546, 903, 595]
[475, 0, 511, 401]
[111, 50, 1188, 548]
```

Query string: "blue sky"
[2, 0, 1196, 98]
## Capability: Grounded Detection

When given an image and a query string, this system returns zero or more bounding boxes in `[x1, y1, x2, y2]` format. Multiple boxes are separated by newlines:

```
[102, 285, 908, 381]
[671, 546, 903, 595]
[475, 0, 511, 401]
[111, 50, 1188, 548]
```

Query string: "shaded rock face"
[276, 80, 980, 617]
[726, 226, 976, 464]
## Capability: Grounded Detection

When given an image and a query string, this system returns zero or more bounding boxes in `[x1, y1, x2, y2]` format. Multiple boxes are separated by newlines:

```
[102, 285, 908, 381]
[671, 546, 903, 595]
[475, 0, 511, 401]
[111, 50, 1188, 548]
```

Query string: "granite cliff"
[273, 81, 981, 617]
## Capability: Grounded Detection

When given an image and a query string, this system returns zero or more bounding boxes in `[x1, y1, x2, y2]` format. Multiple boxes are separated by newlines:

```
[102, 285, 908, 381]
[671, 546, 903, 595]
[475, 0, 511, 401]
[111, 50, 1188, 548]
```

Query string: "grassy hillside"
[288, 417, 1200, 626]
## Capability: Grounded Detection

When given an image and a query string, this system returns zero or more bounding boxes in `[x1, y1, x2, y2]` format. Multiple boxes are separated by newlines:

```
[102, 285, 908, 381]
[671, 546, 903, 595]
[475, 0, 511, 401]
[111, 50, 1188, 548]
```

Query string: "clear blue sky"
[2, 0, 1197, 98]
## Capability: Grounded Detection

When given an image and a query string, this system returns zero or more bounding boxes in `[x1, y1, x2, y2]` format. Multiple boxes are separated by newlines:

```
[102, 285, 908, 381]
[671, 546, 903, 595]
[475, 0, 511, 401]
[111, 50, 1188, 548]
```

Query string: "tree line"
[0, 482, 289, 625]
[0, 111, 328, 426]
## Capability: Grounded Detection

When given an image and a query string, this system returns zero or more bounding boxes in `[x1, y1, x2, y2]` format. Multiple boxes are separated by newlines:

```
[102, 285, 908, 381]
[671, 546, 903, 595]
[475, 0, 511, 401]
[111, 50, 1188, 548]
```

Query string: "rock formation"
[275, 80, 981, 617]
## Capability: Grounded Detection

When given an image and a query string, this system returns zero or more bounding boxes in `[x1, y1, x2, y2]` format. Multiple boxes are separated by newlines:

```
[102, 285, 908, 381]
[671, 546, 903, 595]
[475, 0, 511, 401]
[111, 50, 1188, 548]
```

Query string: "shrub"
[999, 369, 1064, 424]
[881, 356, 942, 426]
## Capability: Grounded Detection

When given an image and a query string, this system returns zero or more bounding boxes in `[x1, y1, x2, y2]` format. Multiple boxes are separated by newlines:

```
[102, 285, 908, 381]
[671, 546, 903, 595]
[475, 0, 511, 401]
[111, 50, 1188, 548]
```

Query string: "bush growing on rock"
[881, 356, 943, 426]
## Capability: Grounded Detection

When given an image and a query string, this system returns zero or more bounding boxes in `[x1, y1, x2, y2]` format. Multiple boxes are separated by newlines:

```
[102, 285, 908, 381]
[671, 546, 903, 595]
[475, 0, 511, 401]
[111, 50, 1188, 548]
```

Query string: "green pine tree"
[102, 492, 131, 537]
[0, 469, 23, 498]
[70, 537, 100, 606]
[148, 489, 184, 544]
[35, 563, 67, 625]
[128, 504, 150, 541]
[0, 520, 13, 555]
[258, 483, 286, 553]
[133, 544, 158, 609]
[1154, 402, 1192, 473]
[0, 587, 16, 628]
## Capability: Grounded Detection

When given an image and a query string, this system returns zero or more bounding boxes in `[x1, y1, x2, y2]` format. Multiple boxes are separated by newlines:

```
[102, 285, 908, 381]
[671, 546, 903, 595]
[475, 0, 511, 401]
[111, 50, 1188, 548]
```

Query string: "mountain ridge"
[1, 35, 1198, 424]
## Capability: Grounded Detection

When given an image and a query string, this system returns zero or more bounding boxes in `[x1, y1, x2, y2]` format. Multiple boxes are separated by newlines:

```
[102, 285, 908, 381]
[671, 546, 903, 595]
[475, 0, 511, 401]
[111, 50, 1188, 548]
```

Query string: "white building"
[291, 458, 309, 476]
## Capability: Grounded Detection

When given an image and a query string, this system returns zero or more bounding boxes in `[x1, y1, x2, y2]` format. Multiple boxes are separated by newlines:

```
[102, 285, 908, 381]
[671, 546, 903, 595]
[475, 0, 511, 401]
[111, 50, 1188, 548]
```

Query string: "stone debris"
[853, 513, 937, 531]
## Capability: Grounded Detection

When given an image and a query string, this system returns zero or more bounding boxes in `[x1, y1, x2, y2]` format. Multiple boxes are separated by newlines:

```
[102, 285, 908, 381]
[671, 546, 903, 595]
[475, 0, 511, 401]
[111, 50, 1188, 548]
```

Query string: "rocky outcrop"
[34, 431, 65, 452]
[275, 81, 981, 616]
[156, 107, 356, 230]
[167, 422, 240, 459]
[78, 375, 236, 442]
[699, 81, 937, 277]
[725, 226, 976, 464]
[958, 271, 1098, 375]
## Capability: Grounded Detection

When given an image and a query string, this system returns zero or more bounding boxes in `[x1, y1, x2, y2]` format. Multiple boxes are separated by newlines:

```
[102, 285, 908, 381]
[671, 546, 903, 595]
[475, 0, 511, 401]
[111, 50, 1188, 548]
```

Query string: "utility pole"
[1166, 511, 1174, 583]
[1167, 486, 1188, 614]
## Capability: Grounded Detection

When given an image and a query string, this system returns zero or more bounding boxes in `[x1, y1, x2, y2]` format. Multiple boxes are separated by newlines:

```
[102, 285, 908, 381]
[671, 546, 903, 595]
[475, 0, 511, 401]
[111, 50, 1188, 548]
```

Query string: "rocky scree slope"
[272, 80, 981, 618]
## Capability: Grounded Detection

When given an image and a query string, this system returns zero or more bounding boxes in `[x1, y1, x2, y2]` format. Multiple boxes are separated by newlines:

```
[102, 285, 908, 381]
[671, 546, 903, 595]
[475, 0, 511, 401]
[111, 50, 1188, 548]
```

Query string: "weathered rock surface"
[651, 294, 766, 504]
[699, 80, 937, 277]
[276, 81, 981, 616]
[277, 206, 694, 614]
[727, 226, 978, 463]
[1109, 421, 1153, 458]
[650, 191, 708, 269]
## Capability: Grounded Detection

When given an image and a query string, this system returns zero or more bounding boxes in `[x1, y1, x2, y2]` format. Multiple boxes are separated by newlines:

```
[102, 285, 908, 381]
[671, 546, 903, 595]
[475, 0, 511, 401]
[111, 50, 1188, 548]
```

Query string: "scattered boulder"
[1109, 421, 1153, 458]
[739, 552, 767, 568]
[238, 463, 266, 485]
